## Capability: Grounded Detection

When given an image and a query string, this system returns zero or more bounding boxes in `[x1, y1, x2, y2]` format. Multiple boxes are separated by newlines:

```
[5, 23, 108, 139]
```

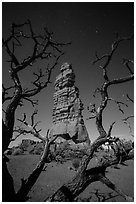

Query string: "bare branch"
[92, 51, 109, 65]
[15, 129, 51, 201]
[126, 94, 134, 103]
[33, 68, 45, 85]
[14, 127, 59, 202]
[78, 137, 119, 172]
[107, 121, 116, 137]
[47, 135, 133, 202]
[16, 111, 45, 141]
[23, 52, 64, 98]
[90, 35, 134, 140]
[108, 74, 134, 86]
[100, 176, 133, 201]
[23, 97, 38, 107]
[122, 116, 134, 137]
[3, 19, 70, 76]
[31, 109, 38, 127]
[17, 113, 27, 124]
[108, 98, 128, 114]
[12, 128, 26, 141]
[122, 58, 134, 75]
[2, 20, 71, 201]
[2, 84, 15, 103]
[123, 115, 134, 121]
[46, 35, 134, 202]
[3, 20, 69, 151]
[92, 35, 133, 83]
[3, 34, 20, 66]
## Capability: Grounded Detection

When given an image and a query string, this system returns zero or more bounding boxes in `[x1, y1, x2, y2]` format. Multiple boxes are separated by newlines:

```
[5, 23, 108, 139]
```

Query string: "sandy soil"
[7, 155, 134, 202]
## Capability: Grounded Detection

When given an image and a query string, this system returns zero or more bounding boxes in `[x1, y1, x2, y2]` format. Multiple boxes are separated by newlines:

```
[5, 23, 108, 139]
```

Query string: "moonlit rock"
[49, 62, 91, 145]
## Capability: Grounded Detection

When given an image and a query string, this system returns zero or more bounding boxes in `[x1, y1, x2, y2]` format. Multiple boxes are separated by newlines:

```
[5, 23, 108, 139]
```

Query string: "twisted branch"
[15, 129, 58, 201]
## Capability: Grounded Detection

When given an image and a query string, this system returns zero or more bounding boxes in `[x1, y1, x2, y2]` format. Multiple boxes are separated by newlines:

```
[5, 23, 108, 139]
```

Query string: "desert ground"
[7, 154, 134, 202]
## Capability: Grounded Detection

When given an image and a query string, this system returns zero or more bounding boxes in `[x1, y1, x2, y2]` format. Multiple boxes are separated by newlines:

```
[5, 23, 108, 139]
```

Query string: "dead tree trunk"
[15, 139, 50, 201]
[46, 149, 134, 202]
[46, 35, 134, 202]
[2, 20, 69, 202]
[2, 157, 16, 201]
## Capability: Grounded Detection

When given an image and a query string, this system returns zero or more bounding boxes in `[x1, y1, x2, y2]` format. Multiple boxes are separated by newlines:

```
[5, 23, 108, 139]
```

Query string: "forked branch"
[14, 113, 58, 201]
[15, 129, 53, 201]
[50, 35, 133, 202]
[15, 111, 44, 141]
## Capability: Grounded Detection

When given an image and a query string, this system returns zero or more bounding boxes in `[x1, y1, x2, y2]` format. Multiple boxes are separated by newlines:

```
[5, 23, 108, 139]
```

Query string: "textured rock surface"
[49, 63, 90, 144]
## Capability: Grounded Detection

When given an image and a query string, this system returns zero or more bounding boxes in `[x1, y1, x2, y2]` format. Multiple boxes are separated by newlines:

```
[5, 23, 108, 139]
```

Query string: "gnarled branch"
[15, 129, 55, 201]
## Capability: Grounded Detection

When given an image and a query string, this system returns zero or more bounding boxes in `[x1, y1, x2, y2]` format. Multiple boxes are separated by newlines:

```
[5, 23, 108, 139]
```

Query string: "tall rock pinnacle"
[49, 62, 90, 144]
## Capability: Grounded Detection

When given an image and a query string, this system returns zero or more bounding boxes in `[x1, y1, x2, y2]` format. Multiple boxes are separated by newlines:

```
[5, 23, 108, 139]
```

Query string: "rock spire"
[49, 62, 90, 144]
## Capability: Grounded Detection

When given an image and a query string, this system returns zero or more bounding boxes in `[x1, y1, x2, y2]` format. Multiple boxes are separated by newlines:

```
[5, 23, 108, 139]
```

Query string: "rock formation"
[49, 62, 90, 144]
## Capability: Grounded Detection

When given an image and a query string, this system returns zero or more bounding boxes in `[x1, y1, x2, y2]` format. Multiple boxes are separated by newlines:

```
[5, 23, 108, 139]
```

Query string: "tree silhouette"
[45, 35, 134, 202]
[2, 20, 70, 201]
[3, 21, 133, 202]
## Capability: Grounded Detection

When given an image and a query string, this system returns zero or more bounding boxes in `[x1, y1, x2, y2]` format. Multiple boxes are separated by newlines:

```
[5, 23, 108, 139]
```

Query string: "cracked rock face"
[49, 62, 90, 144]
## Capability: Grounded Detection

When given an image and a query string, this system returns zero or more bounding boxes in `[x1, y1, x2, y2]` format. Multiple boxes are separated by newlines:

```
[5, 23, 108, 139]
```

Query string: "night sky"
[2, 2, 134, 146]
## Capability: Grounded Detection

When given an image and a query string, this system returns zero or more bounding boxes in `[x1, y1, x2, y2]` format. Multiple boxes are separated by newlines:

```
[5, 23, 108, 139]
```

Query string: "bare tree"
[2, 20, 70, 201]
[14, 111, 59, 201]
[3, 21, 133, 201]
[45, 35, 134, 202]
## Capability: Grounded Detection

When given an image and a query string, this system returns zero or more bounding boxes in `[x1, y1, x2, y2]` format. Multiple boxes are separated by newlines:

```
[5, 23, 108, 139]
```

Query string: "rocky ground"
[7, 154, 134, 202]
